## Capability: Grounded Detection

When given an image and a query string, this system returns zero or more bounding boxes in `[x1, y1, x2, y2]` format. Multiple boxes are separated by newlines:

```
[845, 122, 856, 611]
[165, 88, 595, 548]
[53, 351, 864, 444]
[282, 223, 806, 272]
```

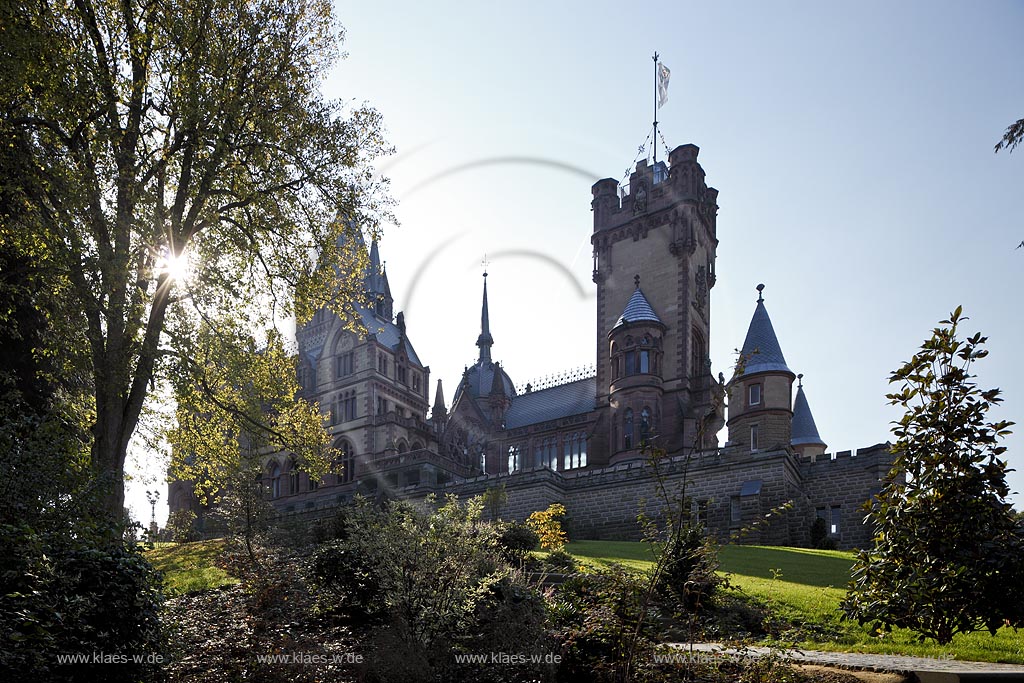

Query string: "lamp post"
[146, 489, 160, 541]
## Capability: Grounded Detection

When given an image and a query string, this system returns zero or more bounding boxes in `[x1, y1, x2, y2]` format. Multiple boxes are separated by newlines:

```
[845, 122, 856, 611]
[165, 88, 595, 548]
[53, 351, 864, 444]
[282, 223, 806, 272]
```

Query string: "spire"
[476, 271, 494, 362]
[365, 236, 393, 319]
[431, 378, 447, 421]
[791, 374, 826, 448]
[737, 284, 792, 377]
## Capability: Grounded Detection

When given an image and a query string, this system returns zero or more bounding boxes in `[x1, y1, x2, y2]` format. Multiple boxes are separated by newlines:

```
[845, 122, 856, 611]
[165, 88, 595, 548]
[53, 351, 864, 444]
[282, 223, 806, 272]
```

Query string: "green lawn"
[146, 540, 239, 596]
[563, 540, 1024, 664]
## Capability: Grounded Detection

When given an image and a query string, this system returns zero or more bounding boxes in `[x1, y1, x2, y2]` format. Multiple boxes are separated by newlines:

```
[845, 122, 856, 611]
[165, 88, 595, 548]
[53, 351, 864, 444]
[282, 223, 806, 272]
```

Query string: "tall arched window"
[334, 439, 354, 484]
[624, 409, 634, 450]
[397, 439, 408, 454]
[691, 328, 706, 377]
[640, 407, 652, 445]
[271, 462, 282, 498]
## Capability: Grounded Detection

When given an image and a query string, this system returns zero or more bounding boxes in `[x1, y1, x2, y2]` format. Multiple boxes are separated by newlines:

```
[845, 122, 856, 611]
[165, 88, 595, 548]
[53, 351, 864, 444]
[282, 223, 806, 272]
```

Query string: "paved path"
[665, 643, 1024, 682]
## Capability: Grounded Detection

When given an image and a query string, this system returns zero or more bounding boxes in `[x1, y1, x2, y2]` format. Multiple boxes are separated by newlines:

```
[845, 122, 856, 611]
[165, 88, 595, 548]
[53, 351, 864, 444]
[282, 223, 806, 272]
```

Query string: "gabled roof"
[791, 381, 826, 447]
[504, 377, 596, 429]
[737, 287, 792, 376]
[613, 287, 663, 329]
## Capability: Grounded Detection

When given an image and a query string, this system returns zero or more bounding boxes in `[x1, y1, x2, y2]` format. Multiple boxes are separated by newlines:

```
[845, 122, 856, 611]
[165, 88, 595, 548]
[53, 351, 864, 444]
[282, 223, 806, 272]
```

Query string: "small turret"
[431, 378, 447, 423]
[791, 374, 827, 460]
[727, 284, 796, 452]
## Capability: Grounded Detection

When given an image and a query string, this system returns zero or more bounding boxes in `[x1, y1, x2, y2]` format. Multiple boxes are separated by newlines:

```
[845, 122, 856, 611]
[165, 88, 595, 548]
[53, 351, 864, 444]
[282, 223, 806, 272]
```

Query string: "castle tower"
[727, 284, 796, 451]
[791, 374, 827, 460]
[606, 277, 667, 462]
[592, 144, 723, 459]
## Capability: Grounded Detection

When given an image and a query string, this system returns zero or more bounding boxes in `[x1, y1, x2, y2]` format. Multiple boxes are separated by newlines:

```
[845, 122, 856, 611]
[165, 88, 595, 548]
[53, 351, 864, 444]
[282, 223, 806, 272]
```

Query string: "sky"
[127, 0, 1024, 526]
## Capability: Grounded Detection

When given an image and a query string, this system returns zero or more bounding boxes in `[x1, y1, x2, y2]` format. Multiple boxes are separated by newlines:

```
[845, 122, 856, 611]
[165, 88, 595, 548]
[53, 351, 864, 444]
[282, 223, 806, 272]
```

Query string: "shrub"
[0, 523, 165, 683]
[544, 549, 578, 573]
[809, 517, 836, 550]
[166, 509, 197, 544]
[526, 503, 568, 551]
[655, 523, 722, 611]
[497, 522, 539, 562]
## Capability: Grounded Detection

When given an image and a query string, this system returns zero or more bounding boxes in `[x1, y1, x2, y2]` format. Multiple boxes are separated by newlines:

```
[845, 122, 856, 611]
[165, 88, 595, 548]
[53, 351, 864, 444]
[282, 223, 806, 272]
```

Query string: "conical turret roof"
[613, 279, 663, 330]
[791, 377, 826, 447]
[737, 285, 792, 377]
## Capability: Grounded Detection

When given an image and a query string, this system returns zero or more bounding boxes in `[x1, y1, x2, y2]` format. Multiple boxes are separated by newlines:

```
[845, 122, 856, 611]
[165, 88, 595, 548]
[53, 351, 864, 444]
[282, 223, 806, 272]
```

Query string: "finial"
[634, 274, 641, 289]
[798, 373, 804, 388]
[481, 253, 490, 278]
[756, 283, 765, 302]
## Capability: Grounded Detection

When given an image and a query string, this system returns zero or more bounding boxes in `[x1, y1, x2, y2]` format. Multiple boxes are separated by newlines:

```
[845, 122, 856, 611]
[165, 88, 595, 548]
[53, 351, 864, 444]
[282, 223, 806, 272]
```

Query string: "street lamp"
[146, 489, 160, 540]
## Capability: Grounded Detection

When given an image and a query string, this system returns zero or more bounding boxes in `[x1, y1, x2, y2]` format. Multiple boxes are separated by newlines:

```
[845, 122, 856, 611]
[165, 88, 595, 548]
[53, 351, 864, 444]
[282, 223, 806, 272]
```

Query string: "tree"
[843, 307, 1024, 644]
[994, 116, 1024, 249]
[0, 0, 391, 522]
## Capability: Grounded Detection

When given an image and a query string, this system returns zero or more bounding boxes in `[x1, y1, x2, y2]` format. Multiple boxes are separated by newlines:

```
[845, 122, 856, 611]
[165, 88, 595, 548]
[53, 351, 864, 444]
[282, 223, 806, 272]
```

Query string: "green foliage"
[496, 521, 539, 562]
[808, 517, 836, 550]
[310, 495, 551, 681]
[526, 503, 569, 551]
[0, 0, 392, 519]
[0, 523, 165, 683]
[843, 307, 1024, 644]
[481, 483, 508, 521]
[656, 523, 723, 611]
[544, 549, 579, 572]
[166, 509, 198, 544]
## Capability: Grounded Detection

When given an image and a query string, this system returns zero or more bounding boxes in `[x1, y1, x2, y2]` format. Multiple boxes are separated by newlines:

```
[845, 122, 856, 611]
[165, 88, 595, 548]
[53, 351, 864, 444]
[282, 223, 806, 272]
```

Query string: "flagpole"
[652, 51, 659, 166]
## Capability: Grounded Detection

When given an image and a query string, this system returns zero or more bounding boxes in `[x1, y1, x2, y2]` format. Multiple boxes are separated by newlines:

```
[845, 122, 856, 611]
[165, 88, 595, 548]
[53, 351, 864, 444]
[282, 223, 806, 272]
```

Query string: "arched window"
[610, 342, 619, 380]
[640, 407, 652, 445]
[397, 440, 408, 454]
[270, 462, 282, 498]
[333, 439, 354, 484]
[691, 328, 706, 377]
[508, 445, 520, 472]
[624, 409, 634, 450]
[564, 432, 587, 470]
[411, 441, 423, 451]
[547, 438, 558, 469]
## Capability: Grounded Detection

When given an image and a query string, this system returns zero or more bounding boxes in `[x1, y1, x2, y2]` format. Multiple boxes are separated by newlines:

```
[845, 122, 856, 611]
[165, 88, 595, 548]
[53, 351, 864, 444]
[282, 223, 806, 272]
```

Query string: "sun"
[157, 247, 191, 284]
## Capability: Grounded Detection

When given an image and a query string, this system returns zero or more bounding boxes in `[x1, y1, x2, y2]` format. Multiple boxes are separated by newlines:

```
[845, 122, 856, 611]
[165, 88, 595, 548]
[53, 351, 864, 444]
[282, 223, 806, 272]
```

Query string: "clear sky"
[127, 0, 1024, 526]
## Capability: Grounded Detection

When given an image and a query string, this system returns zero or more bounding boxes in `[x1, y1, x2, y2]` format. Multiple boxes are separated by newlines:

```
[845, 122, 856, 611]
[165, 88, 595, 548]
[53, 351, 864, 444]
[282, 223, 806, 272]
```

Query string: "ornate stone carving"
[632, 182, 648, 215]
[694, 266, 707, 312]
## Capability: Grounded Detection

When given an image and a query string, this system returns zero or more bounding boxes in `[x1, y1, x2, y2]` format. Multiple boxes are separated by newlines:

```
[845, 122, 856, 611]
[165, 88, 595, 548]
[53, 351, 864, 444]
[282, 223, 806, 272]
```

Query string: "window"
[336, 352, 354, 378]
[639, 349, 650, 374]
[730, 496, 741, 522]
[376, 396, 387, 415]
[397, 363, 407, 385]
[691, 329, 706, 377]
[377, 353, 388, 376]
[334, 440, 354, 484]
[750, 424, 759, 452]
[640, 407, 652, 445]
[624, 409, 634, 450]
[397, 440, 408, 454]
[830, 506, 841, 535]
[748, 383, 762, 406]
[411, 441, 423, 451]
[625, 351, 636, 376]
[270, 463, 282, 499]
[412, 373, 420, 392]
[337, 391, 356, 421]
[564, 432, 588, 470]
[508, 445, 521, 472]
[480, 451, 487, 474]
[692, 499, 709, 524]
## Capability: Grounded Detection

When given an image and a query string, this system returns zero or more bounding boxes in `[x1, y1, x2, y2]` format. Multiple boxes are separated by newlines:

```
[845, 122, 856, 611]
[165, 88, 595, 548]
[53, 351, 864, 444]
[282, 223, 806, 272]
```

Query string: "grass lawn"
[145, 540, 239, 596]
[563, 540, 1024, 665]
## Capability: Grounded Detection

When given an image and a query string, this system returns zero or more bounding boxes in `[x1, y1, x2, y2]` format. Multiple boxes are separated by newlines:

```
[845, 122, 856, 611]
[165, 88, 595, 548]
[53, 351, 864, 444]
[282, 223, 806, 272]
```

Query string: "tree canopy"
[0, 0, 391, 519]
[843, 307, 1024, 644]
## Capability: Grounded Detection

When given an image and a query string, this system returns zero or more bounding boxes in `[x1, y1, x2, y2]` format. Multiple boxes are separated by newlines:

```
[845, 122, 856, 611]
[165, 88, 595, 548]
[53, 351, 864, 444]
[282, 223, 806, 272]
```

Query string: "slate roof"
[614, 288, 663, 329]
[505, 377, 596, 429]
[452, 360, 516, 404]
[791, 384, 826, 446]
[359, 308, 422, 366]
[737, 299, 792, 376]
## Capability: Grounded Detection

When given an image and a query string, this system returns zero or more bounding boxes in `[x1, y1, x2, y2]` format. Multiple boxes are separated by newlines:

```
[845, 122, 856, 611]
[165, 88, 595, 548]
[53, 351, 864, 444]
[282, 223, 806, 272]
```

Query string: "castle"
[169, 143, 896, 549]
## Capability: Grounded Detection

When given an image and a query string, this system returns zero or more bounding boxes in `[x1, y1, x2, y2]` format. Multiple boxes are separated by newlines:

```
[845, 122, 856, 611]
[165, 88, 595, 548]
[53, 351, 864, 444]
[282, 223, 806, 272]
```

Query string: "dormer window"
[748, 383, 762, 406]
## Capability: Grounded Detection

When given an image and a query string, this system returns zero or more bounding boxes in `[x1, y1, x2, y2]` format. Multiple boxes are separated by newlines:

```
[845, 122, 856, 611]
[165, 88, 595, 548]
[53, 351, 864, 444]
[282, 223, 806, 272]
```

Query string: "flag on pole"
[657, 62, 671, 108]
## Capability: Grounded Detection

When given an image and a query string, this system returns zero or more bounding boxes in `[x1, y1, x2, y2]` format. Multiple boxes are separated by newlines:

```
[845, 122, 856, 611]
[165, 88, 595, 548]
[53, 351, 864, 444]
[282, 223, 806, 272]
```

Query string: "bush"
[0, 523, 165, 683]
[526, 503, 568, 551]
[544, 549, 578, 573]
[497, 522, 539, 562]
[808, 517, 836, 550]
[166, 509, 197, 544]
[656, 523, 723, 611]
[310, 495, 552, 682]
